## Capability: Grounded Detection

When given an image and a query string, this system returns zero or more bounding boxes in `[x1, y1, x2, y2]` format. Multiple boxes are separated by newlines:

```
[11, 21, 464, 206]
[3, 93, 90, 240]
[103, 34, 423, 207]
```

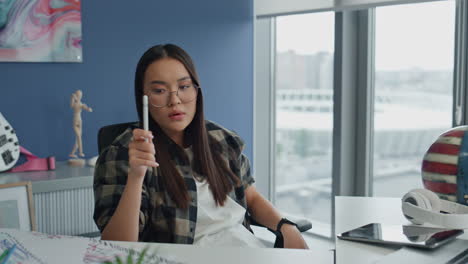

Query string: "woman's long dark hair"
[135, 44, 240, 209]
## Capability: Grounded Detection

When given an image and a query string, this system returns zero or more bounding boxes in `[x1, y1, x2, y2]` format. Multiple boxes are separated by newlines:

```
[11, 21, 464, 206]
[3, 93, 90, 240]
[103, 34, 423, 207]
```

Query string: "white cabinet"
[0, 162, 98, 235]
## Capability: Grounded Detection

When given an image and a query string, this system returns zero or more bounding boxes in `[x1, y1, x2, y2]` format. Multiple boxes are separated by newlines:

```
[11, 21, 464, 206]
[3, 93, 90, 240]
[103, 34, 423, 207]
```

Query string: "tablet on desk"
[337, 223, 463, 249]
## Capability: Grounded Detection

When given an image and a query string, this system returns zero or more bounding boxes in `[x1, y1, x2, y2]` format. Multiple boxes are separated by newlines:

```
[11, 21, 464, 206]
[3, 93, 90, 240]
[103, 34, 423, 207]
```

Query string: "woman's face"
[143, 57, 197, 136]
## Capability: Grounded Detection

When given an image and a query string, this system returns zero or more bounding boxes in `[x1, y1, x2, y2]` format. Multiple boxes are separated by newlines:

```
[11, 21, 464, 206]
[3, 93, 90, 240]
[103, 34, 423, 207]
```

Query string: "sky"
[276, 0, 455, 71]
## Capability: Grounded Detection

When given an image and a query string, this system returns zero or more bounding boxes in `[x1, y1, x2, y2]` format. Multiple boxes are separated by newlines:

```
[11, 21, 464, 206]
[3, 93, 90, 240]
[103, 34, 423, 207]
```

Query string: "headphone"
[401, 188, 468, 229]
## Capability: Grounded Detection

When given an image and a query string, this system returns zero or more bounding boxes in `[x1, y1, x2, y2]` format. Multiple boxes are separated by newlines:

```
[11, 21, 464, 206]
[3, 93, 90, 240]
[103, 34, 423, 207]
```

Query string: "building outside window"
[373, 1, 455, 198]
[275, 12, 335, 235]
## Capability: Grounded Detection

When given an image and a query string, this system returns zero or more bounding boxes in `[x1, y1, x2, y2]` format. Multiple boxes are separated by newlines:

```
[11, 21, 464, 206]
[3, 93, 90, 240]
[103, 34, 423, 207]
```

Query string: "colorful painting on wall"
[0, 0, 82, 62]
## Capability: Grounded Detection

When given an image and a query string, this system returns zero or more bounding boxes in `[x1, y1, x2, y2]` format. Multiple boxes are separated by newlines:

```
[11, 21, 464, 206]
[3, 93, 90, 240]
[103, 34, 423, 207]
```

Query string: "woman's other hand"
[281, 224, 309, 249]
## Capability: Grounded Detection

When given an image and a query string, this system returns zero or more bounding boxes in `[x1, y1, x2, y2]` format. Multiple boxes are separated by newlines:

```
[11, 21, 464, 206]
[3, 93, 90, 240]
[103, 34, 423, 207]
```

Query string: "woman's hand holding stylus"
[128, 129, 159, 181]
[102, 128, 157, 241]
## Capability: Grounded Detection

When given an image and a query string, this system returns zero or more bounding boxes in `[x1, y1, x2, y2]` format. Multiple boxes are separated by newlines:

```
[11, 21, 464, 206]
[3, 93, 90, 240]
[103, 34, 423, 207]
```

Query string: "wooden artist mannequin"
[69, 90, 92, 165]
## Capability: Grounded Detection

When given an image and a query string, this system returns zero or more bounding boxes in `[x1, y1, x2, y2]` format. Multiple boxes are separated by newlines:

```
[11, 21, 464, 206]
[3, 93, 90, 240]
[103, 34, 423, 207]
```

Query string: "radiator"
[33, 187, 99, 235]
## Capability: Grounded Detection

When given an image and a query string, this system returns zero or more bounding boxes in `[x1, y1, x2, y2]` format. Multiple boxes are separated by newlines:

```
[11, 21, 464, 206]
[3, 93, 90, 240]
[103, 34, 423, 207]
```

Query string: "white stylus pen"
[143, 95, 149, 131]
[143, 95, 155, 171]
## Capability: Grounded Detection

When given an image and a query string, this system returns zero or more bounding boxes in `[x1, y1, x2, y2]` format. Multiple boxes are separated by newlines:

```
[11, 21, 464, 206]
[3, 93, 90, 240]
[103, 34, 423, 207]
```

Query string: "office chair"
[96, 122, 312, 248]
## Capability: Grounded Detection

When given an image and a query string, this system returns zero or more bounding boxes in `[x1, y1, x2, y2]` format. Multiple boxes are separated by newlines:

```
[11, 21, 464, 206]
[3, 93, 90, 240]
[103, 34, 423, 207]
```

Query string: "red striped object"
[426, 143, 460, 156]
[421, 126, 468, 202]
[423, 179, 457, 194]
[422, 160, 458, 175]
[440, 129, 466, 138]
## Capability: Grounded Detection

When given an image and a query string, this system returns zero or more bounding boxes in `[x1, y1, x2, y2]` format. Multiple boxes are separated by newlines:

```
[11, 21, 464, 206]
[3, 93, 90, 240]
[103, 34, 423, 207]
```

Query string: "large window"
[275, 12, 334, 234]
[256, 0, 465, 241]
[373, 1, 455, 198]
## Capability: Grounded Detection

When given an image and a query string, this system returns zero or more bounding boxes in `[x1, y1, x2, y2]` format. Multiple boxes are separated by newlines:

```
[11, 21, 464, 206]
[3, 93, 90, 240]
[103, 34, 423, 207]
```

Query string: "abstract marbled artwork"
[0, 0, 82, 62]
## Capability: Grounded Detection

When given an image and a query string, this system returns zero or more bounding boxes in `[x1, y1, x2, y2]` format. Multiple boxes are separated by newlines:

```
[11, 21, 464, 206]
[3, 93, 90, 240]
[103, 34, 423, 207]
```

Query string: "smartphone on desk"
[337, 223, 463, 249]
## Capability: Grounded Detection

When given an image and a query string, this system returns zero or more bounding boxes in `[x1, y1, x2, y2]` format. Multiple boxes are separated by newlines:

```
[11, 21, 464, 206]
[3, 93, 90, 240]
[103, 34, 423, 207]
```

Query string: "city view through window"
[275, 12, 335, 232]
[373, 1, 455, 198]
[274, 1, 455, 235]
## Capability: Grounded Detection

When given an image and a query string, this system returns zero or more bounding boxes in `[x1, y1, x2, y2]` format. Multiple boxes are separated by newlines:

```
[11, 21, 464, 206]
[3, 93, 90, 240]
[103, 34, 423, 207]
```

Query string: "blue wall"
[1, 1, 254, 162]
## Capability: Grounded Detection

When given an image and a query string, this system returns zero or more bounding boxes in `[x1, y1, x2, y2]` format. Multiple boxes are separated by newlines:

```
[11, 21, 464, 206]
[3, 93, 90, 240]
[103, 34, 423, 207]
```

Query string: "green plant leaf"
[101, 246, 155, 264]
[136, 247, 149, 264]
[126, 250, 134, 264]
[115, 256, 123, 264]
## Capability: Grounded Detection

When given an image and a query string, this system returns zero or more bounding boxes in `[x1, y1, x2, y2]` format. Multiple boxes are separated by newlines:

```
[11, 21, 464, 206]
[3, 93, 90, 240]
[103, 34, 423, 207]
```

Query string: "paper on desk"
[0, 229, 183, 264]
[83, 237, 182, 264]
[373, 239, 468, 264]
[0, 231, 45, 264]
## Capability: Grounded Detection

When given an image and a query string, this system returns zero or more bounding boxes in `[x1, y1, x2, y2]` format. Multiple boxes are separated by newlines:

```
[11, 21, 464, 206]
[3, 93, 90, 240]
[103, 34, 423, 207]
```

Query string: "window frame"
[254, 0, 467, 239]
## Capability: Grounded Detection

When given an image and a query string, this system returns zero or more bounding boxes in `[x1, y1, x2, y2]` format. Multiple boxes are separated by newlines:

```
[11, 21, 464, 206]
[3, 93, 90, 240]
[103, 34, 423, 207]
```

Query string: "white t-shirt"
[193, 178, 266, 248]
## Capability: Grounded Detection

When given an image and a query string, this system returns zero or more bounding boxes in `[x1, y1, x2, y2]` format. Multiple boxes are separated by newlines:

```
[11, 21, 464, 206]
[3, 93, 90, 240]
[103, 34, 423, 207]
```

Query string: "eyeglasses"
[146, 84, 199, 108]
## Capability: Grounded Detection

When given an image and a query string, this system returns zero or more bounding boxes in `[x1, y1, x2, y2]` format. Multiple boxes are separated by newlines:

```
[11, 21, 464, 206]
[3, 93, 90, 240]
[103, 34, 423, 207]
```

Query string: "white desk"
[0, 228, 334, 264]
[335, 196, 468, 264]
[115, 241, 334, 264]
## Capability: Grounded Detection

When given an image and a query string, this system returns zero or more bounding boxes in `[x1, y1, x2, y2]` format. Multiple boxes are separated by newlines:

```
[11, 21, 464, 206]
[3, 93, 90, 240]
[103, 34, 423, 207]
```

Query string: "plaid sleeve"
[229, 133, 255, 189]
[92, 146, 149, 235]
[238, 152, 255, 189]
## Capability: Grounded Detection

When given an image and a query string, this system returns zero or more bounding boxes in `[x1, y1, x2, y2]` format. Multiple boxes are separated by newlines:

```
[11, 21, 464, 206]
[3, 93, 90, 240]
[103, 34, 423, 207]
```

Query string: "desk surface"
[335, 196, 468, 264]
[116, 241, 334, 264]
[335, 197, 406, 264]
[0, 228, 333, 264]
[0, 161, 94, 193]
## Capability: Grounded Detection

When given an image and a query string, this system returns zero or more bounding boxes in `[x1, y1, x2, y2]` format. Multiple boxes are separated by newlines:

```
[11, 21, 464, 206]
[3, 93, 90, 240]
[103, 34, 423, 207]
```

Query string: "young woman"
[93, 44, 308, 249]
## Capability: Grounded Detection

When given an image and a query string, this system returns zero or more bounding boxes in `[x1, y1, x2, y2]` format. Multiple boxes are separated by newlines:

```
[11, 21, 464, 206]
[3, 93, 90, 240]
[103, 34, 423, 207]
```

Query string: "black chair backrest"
[97, 122, 136, 154]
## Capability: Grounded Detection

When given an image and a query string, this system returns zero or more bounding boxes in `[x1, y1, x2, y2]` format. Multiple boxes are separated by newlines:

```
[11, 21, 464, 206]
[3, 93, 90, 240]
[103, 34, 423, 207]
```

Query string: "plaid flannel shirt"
[93, 120, 255, 244]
